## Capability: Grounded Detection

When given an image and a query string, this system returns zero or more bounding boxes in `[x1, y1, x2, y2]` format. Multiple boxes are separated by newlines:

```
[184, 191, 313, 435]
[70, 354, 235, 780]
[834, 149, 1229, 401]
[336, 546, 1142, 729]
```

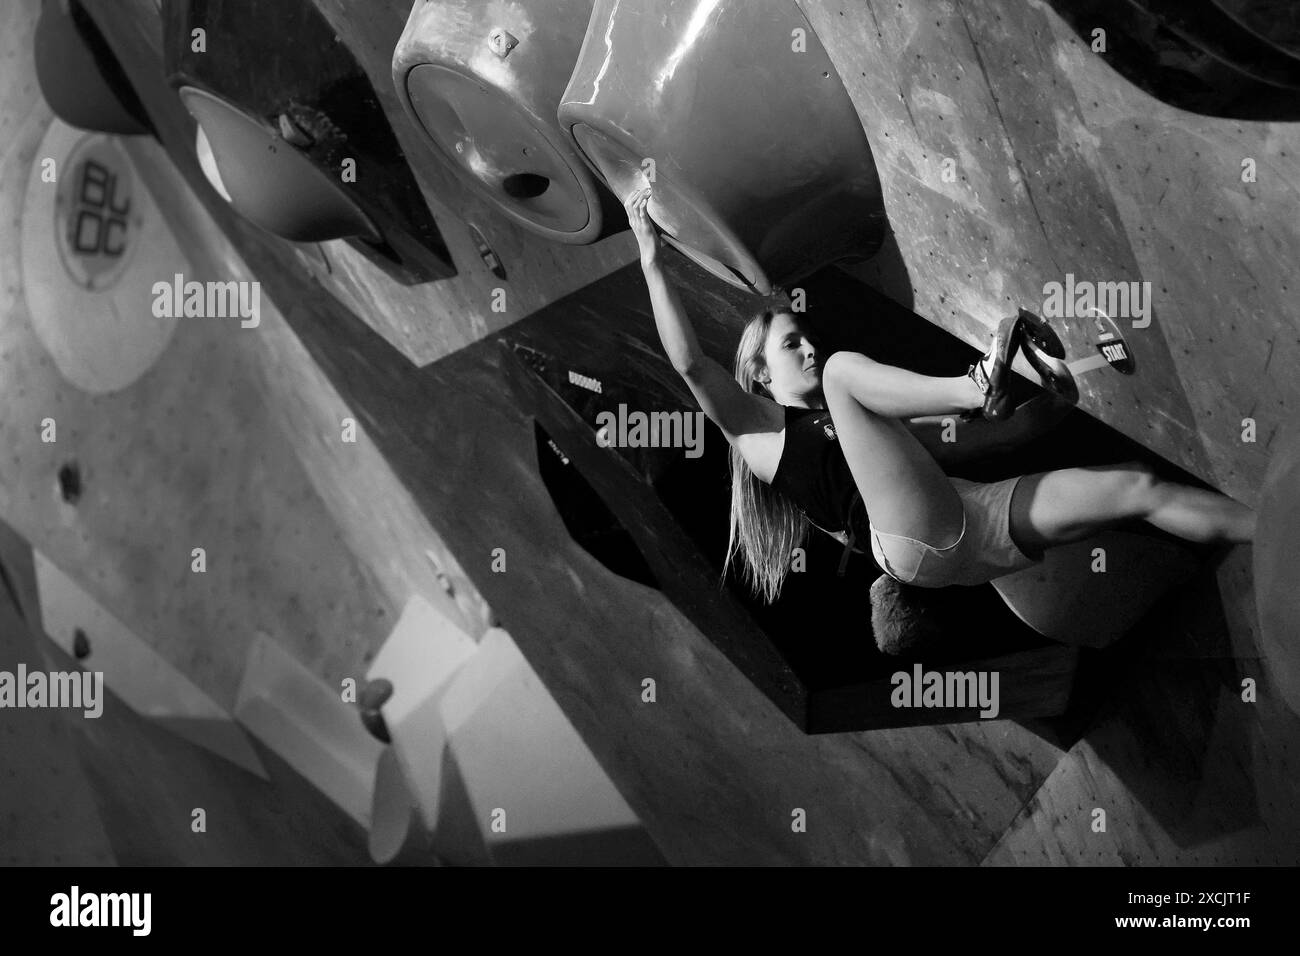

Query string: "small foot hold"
[1017, 309, 1079, 405]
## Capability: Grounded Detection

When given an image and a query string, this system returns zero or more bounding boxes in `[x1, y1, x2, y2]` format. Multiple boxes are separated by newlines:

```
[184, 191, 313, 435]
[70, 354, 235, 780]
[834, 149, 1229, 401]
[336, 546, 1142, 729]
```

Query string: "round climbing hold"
[177, 86, 381, 244]
[33, 0, 151, 136]
[392, 0, 623, 244]
[558, 0, 886, 293]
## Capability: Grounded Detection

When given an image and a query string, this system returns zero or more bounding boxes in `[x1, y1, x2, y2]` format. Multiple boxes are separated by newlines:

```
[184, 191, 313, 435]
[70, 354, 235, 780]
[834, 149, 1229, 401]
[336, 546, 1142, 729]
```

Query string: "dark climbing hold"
[57, 462, 82, 505]
[360, 707, 392, 744]
[870, 575, 947, 657]
[72, 628, 91, 660]
[359, 678, 395, 743]
[359, 678, 394, 711]
[34, 0, 152, 135]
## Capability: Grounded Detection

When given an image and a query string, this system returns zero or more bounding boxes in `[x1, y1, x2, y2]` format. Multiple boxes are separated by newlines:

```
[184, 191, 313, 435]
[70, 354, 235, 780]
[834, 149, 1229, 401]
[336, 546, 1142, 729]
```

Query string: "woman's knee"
[1109, 461, 1162, 517]
[821, 350, 870, 393]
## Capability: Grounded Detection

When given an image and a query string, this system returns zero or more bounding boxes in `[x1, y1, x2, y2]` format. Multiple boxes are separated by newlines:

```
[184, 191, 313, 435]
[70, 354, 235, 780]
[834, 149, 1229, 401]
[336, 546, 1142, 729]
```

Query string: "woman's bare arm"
[627, 188, 777, 438]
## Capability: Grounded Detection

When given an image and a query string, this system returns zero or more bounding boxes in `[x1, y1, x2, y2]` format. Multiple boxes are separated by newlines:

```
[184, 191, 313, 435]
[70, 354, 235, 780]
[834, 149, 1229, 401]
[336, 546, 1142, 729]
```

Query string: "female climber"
[625, 187, 1256, 603]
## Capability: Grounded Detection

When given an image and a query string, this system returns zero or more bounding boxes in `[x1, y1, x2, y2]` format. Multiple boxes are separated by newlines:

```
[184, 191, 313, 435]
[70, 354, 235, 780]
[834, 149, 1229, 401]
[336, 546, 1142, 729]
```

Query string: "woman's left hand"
[625, 186, 660, 264]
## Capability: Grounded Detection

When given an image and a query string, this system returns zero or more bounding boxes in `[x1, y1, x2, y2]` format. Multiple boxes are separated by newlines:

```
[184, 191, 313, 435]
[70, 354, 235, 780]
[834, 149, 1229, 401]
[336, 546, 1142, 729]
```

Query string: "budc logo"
[70, 158, 130, 256]
[54, 135, 142, 292]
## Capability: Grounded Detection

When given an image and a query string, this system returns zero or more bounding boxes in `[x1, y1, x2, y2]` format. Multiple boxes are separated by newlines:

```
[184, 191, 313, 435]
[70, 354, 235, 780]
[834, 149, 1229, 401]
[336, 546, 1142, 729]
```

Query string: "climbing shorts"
[868, 476, 1039, 588]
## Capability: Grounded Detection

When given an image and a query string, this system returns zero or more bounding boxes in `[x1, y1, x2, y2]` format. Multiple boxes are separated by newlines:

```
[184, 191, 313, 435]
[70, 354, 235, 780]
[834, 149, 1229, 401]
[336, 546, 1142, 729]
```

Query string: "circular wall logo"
[53, 135, 142, 291]
[21, 119, 180, 394]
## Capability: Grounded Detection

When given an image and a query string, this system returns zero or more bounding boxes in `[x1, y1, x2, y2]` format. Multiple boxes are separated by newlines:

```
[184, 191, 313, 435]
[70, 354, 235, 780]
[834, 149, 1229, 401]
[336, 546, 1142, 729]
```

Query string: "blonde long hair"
[721, 308, 811, 604]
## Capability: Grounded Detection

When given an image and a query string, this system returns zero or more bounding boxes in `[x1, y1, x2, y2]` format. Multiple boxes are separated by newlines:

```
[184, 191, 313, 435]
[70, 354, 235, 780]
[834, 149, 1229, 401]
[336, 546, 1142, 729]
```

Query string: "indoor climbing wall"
[987, 661, 1300, 866]
[801, 0, 1300, 506]
[0, 521, 115, 867]
[0, 0, 406, 864]
[84, 0, 1080, 864]
[2, 0, 1296, 869]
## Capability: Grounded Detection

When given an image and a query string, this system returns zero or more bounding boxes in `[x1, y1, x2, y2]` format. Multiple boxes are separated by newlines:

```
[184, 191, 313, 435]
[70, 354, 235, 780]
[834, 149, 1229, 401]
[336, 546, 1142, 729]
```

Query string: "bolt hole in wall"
[57, 462, 82, 505]
[72, 628, 91, 660]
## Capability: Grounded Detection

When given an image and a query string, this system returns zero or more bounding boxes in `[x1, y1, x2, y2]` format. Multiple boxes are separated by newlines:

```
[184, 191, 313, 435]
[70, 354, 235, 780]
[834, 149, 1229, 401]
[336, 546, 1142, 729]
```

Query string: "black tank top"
[769, 405, 867, 537]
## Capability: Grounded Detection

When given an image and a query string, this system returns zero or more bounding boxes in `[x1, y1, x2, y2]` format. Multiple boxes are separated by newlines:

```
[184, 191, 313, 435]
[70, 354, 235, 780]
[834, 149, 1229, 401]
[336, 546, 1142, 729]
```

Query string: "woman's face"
[760, 313, 822, 404]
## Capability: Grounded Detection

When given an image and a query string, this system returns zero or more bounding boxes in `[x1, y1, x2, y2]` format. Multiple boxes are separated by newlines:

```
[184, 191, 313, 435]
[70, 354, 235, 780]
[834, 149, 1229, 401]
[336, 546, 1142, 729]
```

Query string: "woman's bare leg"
[1009, 462, 1256, 555]
[821, 351, 984, 419]
[821, 352, 972, 547]
[820, 351, 1255, 558]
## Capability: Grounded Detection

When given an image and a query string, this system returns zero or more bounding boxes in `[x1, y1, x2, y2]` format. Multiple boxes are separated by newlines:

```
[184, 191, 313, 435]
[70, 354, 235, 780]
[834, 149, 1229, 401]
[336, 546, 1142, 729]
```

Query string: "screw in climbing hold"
[488, 27, 519, 58]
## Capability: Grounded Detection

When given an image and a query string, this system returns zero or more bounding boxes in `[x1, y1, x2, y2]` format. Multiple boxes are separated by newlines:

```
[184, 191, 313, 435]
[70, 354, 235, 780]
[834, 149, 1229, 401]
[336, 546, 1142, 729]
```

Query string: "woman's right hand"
[624, 186, 660, 266]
